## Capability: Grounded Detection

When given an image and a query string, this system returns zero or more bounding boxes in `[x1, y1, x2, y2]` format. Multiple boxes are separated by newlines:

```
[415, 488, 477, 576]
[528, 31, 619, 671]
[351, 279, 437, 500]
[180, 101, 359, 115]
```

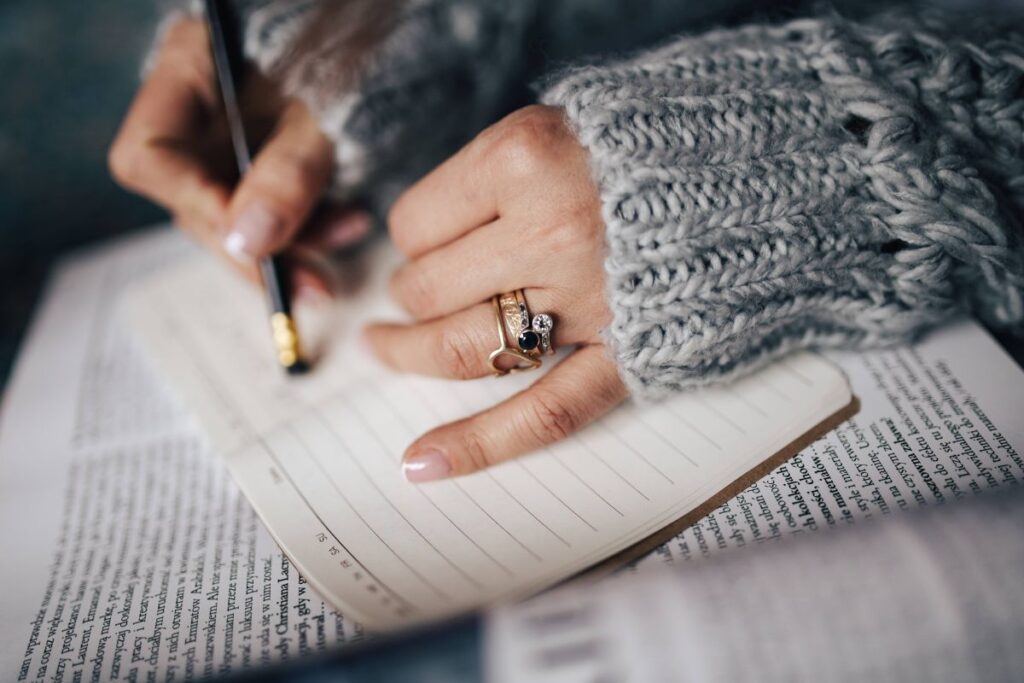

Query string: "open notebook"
[123, 243, 856, 631]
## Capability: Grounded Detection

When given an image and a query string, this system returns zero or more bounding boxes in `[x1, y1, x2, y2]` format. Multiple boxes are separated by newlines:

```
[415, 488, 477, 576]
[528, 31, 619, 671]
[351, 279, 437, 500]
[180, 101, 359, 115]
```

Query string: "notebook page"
[124, 244, 852, 630]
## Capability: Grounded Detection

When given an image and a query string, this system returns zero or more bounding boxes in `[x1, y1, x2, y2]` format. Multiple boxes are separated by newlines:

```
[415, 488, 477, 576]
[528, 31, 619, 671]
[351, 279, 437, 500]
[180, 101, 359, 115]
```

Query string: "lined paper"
[124, 244, 851, 630]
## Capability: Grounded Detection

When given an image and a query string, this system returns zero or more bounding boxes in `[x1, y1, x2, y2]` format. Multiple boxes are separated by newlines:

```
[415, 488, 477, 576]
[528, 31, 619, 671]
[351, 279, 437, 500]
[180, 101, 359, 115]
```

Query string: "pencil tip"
[286, 360, 310, 376]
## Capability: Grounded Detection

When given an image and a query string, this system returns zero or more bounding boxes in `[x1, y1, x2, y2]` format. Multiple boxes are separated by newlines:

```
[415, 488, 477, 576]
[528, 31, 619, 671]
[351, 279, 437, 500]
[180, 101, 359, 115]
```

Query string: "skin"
[367, 105, 629, 481]
[111, 19, 627, 482]
[108, 18, 371, 298]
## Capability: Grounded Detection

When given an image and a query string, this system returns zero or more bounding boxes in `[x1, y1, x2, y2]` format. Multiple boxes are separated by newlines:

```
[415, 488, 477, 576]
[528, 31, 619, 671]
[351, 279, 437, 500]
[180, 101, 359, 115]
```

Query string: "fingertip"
[224, 202, 285, 260]
[223, 231, 252, 262]
[401, 446, 452, 483]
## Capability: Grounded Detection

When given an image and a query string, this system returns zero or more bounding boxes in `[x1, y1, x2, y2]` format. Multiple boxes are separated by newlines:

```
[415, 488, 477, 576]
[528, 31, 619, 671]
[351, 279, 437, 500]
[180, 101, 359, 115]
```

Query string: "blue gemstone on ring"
[518, 330, 540, 351]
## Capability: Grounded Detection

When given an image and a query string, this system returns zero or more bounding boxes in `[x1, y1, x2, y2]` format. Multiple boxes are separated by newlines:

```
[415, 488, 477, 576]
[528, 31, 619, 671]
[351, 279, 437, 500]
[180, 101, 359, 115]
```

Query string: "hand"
[108, 17, 369, 295]
[366, 105, 628, 482]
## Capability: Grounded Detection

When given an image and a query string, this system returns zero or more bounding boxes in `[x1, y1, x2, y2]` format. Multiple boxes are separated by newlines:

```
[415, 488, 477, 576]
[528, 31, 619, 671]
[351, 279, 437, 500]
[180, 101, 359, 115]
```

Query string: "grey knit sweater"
[160, 1, 1024, 399]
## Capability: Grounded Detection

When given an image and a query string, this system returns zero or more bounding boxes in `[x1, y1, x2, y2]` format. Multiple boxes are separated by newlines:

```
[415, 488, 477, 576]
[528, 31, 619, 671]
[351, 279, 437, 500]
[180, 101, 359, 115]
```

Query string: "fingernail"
[402, 448, 451, 483]
[224, 203, 282, 260]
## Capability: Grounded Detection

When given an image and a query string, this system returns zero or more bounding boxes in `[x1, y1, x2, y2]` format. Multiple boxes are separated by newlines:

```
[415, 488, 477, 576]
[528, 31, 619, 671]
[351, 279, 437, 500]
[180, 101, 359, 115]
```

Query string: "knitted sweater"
[157, 2, 1024, 399]
[544, 12, 1024, 397]
[226, 0, 755, 205]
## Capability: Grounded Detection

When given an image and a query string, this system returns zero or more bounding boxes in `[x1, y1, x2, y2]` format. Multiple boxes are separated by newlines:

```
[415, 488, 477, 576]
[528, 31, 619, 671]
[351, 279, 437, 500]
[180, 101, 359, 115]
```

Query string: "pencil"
[204, 0, 308, 375]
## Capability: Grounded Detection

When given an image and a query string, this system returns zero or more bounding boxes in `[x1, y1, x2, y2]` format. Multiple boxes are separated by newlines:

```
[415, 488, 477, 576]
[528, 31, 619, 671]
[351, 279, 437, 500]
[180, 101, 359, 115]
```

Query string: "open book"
[123, 242, 855, 630]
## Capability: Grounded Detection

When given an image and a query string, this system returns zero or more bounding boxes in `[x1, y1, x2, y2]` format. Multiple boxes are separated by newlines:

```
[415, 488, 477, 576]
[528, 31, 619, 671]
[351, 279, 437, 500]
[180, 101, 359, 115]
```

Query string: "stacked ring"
[513, 290, 555, 356]
[488, 290, 555, 376]
[488, 295, 541, 376]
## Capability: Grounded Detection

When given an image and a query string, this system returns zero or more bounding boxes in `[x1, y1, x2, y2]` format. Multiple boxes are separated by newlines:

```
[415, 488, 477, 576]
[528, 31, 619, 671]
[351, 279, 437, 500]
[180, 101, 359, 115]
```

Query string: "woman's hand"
[366, 105, 628, 482]
[109, 17, 369, 295]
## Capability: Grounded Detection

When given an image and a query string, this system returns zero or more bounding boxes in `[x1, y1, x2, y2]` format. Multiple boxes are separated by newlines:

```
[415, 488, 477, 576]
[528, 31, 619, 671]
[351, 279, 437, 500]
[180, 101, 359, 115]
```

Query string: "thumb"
[223, 101, 334, 261]
[401, 345, 627, 482]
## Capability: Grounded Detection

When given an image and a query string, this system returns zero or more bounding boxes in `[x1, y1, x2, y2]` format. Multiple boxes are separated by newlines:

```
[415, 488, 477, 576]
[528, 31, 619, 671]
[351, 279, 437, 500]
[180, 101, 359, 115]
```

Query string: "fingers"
[388, 219, 530, 321]
[401, 345, 627, 481]
[387, 141, 500, 259]
[365, 287, 590, 381]
[223, 101, 335, 261]
[387, 105, 575, 259]
[366, 302, 499, 380]
[109, 28, 229, 227]
[298, 207, 372, 251]
[288, 249, 337, 305]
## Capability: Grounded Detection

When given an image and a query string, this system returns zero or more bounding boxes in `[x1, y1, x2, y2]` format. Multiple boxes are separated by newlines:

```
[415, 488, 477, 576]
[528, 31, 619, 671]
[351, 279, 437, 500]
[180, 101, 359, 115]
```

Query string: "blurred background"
[0, 1, 163, 384]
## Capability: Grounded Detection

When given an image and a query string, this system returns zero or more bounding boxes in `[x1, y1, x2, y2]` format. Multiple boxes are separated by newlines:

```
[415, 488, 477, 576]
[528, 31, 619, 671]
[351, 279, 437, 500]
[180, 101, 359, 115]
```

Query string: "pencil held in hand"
[203, 0, 308, 374]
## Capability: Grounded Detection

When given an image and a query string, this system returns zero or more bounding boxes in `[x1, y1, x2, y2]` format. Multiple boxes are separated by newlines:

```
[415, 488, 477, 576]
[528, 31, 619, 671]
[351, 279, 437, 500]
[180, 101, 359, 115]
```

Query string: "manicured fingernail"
[326, 213, 371, 247]
[402, 448, 451, 483]
[224, 203, 282, 260]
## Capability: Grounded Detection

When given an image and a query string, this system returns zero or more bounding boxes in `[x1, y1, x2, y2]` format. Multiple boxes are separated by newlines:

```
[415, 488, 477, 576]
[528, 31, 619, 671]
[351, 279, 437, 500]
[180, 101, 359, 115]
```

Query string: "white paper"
[0, 231, 364, 683]
[487, 490, 1024, 683]
[486, 319, 1024, 683]
[626, 319, 1024, 568]
[123, 239, 852, 631]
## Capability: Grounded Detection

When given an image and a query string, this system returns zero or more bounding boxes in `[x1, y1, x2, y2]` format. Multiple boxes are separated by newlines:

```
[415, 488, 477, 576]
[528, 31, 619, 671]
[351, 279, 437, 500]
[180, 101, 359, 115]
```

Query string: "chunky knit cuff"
[543, 13, 1024, 400]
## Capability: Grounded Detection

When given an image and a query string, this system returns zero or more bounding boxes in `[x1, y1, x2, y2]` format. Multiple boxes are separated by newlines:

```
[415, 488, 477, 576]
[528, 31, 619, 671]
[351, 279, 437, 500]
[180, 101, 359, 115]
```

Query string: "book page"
[123, 241, 852, 630]
[487, 490, 1024, 683]
[626, 318, 1024, 570]
[0, 230, 364, 683]
[486, 317, 1024, 681]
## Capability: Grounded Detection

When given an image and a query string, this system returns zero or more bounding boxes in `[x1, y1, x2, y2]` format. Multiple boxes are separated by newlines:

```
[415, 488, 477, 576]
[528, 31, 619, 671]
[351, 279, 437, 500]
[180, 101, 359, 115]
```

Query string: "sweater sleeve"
[242, 0, 541, 211]
[146, 0, 541, 210]
[152, 0, 762, 214]
[541, 10, 1024, 400]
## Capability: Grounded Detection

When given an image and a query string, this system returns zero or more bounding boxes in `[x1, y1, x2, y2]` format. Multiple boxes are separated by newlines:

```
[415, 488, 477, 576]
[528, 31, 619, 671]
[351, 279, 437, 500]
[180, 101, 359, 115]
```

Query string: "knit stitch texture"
[543, 12, 1024, 398]
[234, 0, 743, 211]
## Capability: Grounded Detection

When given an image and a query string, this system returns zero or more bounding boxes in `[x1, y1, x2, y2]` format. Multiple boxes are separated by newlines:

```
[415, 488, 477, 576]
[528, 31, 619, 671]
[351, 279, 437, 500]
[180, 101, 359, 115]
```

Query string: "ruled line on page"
[780, 356, 815, 386]
[628, 406, 699, 467]
[406, 377, 579, 549]
[592, 418, 676, 485]
[466, 382, 603, 535]
[370, 380, 551, 564]
[470, 380, 634, 520]
[549, 454, 625, 517]
[515, 460, 600, 533]
[724, 385, 769, 418]
[699, 397, 747, 435]
[757, 371, 793, 403]
[571, 435, 651, 502]
[284, 424, 451, 603]
[312, 404, 485, 591]
[661, 402, 725, 451]
[257, 435, 421, 612]
[487, 474, 573, 548]
[409, 362, 598, 540]
[357, 384, 517, 578]
[153, 287, 259, 439]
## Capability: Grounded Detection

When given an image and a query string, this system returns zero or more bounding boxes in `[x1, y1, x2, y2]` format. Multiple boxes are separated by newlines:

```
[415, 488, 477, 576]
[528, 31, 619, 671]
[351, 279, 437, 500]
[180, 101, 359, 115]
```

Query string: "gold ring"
[488, 296, 542, 376]
[511, 289, 555, 356]
[499, 292, 529, 347]
[512, 291, 555, 355]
